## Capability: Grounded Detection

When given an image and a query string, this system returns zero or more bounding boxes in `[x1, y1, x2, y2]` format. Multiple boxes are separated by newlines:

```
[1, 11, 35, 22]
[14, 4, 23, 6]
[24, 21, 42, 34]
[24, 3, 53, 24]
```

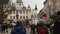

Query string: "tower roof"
[28, 5, 30, 8]
[35, 5, 38, 10]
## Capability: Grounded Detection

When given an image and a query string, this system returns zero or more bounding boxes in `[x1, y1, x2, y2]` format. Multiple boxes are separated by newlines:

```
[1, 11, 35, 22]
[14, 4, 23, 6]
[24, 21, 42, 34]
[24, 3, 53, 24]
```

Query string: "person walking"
[26, 26, 31, 34]
[30, 24, 36, 34]
[53, 11, 60, 34]
[10, 21, 26, 34]
[36, 21, 49, 34]
[39, 28, 45, 34]
[5, 23, 9, 33]
[50, 23, 54, 34]
[1, 23, 6, 33]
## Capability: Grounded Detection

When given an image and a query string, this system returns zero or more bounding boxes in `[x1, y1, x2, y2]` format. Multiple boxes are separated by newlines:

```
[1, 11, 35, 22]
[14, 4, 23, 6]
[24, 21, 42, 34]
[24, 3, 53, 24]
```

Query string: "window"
[13, 16, 15, 19]
[23, 16, 25, 19]
[10, 16, 12, 19]
[26, 11, 28, 14]
[31, 15, 33, 18]
[13, 11, 15, 14]
[20, 11, 22, 14]
[26, 16, 28, 19]
[20, 16, 22, 19]
[23, 11, 25, 14]
[29, 11, 31, 13]
[28, 10, 31, 13]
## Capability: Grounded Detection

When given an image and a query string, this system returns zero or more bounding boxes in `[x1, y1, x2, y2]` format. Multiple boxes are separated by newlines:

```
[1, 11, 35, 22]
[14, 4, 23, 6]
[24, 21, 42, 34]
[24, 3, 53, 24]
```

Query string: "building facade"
[7, 0, 33, 22]
[38, 0, 60, 24]
[53, 0, 60, 12]
[38, 8, 44, 19]
[32, 5, 39, 25]
[38, 0, 54, 24]
[0, 0, 9, 24]
[42, 0, 50, 21]
[42, 0, 54, 20]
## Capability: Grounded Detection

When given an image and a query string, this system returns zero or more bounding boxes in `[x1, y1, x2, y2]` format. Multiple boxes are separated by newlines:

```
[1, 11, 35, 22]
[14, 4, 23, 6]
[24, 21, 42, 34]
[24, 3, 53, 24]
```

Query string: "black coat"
[53, 18, 60, 34]
[36, 23, 49, 34]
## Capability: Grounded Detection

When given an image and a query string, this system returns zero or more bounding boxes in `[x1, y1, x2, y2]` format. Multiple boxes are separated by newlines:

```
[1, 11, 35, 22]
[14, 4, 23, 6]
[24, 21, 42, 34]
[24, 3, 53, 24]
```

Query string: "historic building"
[53, 0, 60, 12]
[0, 0, 9, 24]
[32, 5, 39, 25]
[38, 8, 44, 19]
[7, 0, 33, 23]
[40, 0, 53, 19]
[38, 0, 50, 21]
[38, 0, 60, 24]
[38, 0, 53, 24]
[43, 0, 60, 19]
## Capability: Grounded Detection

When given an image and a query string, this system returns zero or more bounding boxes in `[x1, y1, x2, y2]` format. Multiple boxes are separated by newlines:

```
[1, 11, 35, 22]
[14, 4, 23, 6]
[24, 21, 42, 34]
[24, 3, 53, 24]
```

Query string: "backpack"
[11, 26, 26, 34]
[39, 29, 45, 34]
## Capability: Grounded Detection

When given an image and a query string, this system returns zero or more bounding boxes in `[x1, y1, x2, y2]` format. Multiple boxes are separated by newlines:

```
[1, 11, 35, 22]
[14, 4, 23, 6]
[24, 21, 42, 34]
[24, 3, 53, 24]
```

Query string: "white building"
[7, 0, 33, 22]
[32, 5, 39, 25]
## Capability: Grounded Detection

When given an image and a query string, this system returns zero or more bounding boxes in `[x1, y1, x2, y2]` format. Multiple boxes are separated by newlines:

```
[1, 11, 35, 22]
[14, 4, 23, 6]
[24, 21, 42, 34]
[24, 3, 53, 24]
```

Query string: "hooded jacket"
[11, 25, 26, 34]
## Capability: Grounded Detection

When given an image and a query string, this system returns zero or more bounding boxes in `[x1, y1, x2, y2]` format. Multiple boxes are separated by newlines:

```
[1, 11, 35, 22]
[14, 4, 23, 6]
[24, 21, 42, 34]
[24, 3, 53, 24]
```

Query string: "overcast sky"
[11, 0, 45, 13]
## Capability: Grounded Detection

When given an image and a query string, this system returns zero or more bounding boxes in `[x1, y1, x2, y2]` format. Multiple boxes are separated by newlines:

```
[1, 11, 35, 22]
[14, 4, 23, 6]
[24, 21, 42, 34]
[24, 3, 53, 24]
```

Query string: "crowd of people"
[0, 23, 9, 33]
[0, 21, 12, 33]
[10, 20, 49, 34]
[10, 20, 50, 34]
[0, 11, 60, 34]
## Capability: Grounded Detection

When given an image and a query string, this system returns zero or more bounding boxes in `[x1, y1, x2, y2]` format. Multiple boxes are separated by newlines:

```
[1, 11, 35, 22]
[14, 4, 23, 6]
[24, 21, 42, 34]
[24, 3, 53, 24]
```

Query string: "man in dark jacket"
[53, 11, 60, 34]
[1, 23, 6, 33]
[11, 21, 26, 34]
[31, 24, 36, 34]
[36, 21, 49, 34]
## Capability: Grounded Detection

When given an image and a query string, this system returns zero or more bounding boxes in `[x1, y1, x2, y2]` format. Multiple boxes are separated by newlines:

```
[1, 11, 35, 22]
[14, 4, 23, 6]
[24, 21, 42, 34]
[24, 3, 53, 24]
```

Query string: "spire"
[28, 5, 30, 8]
[35, 4, 38, 10]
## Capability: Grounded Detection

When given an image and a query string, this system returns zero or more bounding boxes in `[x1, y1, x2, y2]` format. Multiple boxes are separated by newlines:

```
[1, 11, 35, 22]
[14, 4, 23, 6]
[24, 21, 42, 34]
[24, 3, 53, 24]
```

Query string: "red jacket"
[39, 29, 45, 34]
